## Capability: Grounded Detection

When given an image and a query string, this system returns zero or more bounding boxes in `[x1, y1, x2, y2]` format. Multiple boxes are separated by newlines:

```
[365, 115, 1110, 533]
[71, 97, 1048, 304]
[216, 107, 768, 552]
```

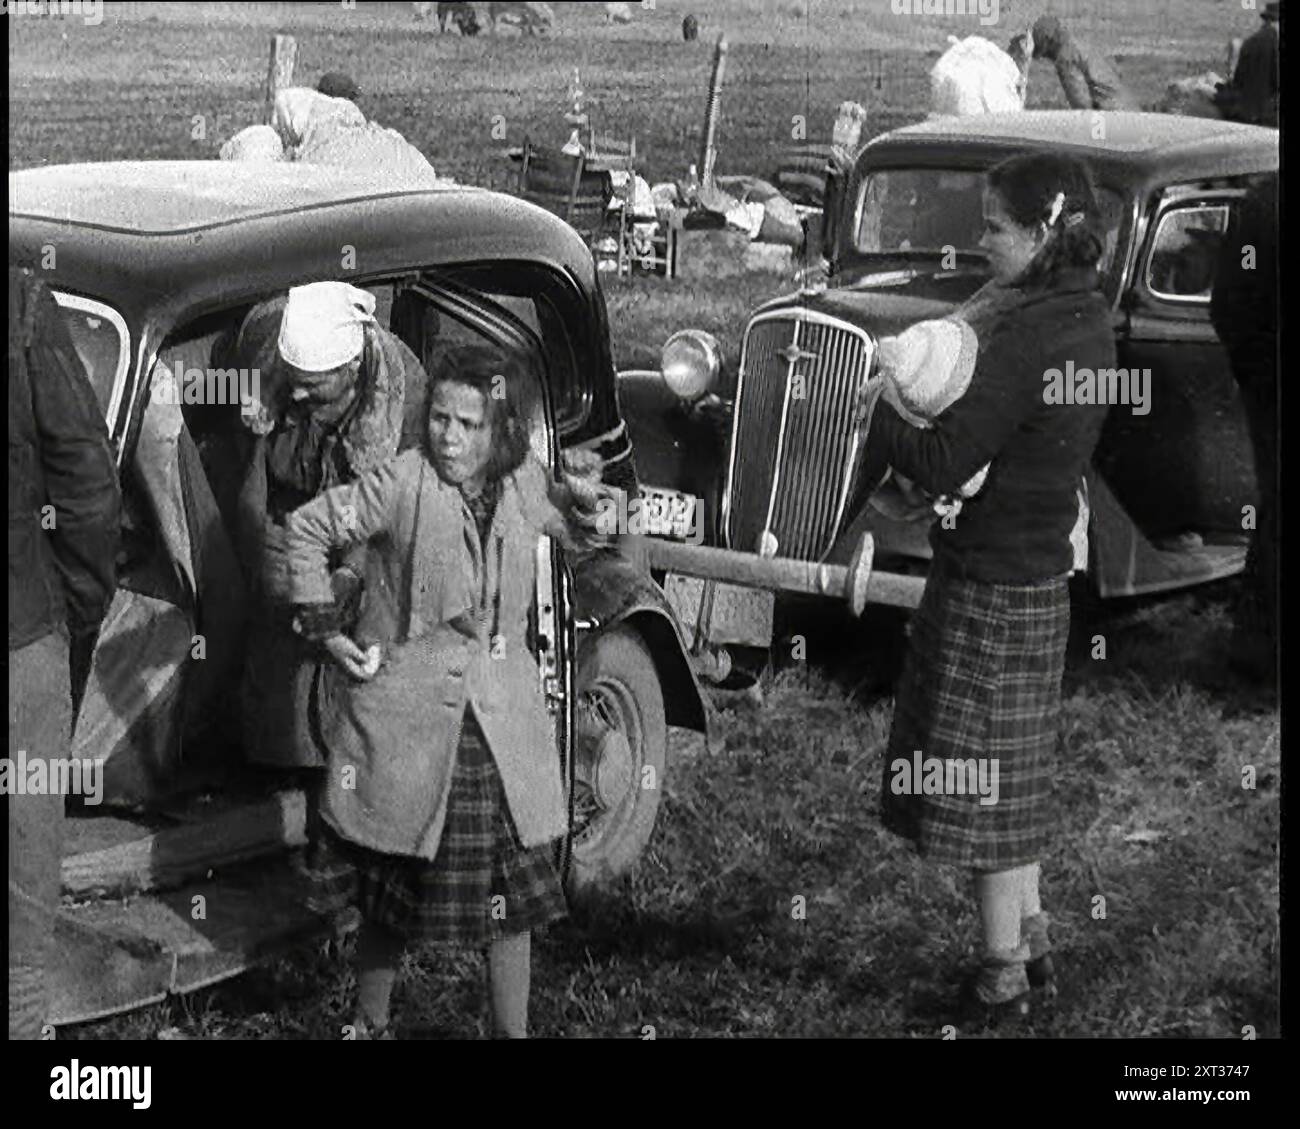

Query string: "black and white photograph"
[6, 0, 1281, 1086]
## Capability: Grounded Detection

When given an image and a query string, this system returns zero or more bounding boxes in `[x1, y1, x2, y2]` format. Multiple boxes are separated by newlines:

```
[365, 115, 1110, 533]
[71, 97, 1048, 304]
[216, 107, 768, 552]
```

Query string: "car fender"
[617, 368, 728, 540]
[571, 548, 712, 737]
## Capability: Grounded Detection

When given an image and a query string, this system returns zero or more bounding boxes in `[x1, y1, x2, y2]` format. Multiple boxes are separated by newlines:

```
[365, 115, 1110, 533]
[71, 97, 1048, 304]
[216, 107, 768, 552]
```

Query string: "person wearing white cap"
[271, 85, 437, 181]
[220, 282, 431, 863]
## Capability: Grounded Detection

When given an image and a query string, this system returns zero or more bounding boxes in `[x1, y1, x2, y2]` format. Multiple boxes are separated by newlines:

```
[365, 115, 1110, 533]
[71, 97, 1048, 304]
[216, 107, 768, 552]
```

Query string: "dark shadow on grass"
[1064, 579, 1276, 714]
[557, 883, 775, 964]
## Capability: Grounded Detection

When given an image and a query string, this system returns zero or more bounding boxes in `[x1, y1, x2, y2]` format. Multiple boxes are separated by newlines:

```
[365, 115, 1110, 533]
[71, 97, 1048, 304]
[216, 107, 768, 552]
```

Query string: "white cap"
[277, 282, 376, 373]
[877, 318, 979, 424]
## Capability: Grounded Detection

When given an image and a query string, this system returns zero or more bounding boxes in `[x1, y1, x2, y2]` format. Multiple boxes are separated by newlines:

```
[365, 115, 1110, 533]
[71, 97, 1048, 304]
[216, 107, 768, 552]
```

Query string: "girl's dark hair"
[986, 152, 1106, 291]
[425, 342, 534, 482]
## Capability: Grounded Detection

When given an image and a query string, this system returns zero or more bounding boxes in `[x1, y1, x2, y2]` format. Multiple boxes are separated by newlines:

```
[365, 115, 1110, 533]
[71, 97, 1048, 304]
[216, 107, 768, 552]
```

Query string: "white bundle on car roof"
[929, 35, 1026, 118]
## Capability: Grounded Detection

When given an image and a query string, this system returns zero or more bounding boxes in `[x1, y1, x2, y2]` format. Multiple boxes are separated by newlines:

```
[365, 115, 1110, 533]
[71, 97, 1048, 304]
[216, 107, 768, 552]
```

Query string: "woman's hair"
[424, 342, 535, 482]
[986, 152, 1107, 291]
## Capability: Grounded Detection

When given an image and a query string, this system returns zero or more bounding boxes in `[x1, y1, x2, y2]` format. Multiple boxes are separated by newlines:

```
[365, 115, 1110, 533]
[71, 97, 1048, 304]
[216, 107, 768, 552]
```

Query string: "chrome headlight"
[661, 329, 721, 402]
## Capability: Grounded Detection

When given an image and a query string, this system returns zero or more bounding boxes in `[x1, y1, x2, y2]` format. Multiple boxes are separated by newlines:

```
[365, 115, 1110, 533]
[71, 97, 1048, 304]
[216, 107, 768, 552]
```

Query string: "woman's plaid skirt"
[881, 559, 1070, 871]
[304, 710, 568, 946]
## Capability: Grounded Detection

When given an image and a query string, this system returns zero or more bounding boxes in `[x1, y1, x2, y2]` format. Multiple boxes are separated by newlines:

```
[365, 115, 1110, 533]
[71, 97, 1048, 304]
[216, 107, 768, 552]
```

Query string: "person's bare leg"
[355, 922, 403, 1035]
[971, 867, 1031, 1004]
[487, 930, 531, 1039]
[1021, 862, 1042, 919]
[1019, 862, 1055, 990]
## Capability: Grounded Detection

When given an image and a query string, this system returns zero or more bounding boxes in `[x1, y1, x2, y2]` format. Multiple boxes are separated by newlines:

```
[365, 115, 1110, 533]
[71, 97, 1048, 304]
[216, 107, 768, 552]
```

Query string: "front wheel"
[566, 626, 667, 899]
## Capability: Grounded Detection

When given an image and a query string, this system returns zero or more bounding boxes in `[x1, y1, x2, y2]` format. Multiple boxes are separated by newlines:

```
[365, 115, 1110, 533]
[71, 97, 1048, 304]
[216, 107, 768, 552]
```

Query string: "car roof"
[8, 160, 471, 234]
[865, 111, 1278, 184]
[8, 161, 595, 327]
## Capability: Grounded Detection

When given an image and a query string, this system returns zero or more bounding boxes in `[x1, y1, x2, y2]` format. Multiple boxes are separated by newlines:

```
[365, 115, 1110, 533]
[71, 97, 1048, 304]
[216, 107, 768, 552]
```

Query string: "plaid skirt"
[304, 711, 567, 946]
[881, 560, 1070, 870]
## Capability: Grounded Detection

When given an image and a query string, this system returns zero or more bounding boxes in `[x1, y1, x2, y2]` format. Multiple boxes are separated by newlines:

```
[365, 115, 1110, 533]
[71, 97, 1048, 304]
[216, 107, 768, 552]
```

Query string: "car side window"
[1145, 204, 1230, 303]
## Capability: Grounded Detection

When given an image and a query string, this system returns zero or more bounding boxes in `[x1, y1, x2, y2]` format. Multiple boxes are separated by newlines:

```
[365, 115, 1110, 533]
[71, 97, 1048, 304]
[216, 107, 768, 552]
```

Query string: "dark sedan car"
[9, 160, 708, 1024]
[620, 112, 1278, 661]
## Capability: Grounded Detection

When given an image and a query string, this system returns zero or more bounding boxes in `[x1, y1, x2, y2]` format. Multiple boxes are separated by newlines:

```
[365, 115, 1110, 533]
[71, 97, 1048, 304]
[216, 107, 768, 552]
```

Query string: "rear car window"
[1145, 204, 1229, 302]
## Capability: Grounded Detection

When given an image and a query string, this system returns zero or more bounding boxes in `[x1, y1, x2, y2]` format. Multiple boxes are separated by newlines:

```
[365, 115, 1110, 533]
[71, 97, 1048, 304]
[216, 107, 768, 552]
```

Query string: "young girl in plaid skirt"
[856, 152, 1116, 1025]
[287, 343, 602, 1038]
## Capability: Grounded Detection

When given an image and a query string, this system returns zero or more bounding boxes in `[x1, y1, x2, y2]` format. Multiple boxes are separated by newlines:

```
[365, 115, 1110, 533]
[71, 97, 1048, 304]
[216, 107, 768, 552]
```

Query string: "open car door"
[71, 345, 247, 807]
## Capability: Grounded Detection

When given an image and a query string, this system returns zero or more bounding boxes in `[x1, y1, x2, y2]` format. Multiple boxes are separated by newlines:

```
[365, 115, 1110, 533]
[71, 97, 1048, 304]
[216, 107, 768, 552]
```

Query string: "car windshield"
[855, 167, 1125, 274]
[53, 294, 128, 417]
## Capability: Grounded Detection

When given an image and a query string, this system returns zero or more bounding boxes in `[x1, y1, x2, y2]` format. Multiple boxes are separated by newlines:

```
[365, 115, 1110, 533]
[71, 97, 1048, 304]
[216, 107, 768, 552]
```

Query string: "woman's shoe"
[1026, 952, 1057, 995]
[350, 1015, 393, 1040]
[956, 957, 1032, 1029]
[1022, 914, 1058, 997]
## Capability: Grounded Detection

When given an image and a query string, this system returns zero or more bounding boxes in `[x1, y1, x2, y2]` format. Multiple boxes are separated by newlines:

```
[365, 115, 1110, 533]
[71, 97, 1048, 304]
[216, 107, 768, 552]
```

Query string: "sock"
[974, 867, 1029, 953]
[1020, 862, 1043, 919]
[975, 945, 1031, 1004]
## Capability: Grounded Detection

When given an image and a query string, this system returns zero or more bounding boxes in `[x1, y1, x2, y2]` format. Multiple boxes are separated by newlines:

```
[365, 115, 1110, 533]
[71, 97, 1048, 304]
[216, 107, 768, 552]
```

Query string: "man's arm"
[27, 281, 121, 638]
[1054, 56, 1096, 109]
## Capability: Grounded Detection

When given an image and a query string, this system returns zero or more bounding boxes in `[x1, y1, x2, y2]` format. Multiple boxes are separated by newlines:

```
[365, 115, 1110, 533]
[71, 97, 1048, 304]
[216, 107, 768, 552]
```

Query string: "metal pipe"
[698, 34, 729, 186]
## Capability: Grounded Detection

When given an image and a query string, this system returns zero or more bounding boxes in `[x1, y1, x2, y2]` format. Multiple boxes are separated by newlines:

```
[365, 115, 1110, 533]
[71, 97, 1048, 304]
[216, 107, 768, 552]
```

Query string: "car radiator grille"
[724, 312, 874, 561]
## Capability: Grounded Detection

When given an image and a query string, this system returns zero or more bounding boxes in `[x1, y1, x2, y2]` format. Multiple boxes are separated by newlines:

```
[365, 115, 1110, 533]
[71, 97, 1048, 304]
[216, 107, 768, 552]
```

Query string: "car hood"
[752, 282, 976, 339]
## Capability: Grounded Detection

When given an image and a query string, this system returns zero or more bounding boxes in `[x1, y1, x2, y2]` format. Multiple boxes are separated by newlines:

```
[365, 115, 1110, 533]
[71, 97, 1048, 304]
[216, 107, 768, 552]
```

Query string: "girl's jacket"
[287, 449, 571, 857]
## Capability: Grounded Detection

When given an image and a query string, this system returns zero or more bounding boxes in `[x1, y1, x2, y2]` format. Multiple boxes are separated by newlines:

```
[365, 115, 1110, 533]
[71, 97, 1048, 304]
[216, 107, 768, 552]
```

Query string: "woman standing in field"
[855, 152, 1115, 1023]
[287, 343, 602, 1039]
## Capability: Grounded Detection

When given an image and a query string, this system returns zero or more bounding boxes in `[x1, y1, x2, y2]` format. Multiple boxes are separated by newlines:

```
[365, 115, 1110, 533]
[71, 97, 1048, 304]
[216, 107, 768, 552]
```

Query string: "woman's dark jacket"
[8, 267, 121, 651]
[858, 266, 1115, 584]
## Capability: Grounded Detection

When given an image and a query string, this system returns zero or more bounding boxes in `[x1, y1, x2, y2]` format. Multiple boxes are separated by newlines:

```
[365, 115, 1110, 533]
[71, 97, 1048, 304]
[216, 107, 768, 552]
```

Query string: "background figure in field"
[8, 267, 121, 1039]
[1211, 172, 1278, 684]
[1028, 14, 1138, 111]
[271, 87, 438, 181]
[1215, 1, 1280, 126]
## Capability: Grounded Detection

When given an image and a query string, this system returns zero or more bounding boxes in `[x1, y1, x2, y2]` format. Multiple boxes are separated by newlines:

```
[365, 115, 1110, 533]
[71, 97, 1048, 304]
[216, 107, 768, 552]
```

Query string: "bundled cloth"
[929, 35, 1025, 117]
[1158, 72, 1225, 119]
[877, 318, 988, 516]
[220, 124, 286, 162]
[270, 86, 438, 181]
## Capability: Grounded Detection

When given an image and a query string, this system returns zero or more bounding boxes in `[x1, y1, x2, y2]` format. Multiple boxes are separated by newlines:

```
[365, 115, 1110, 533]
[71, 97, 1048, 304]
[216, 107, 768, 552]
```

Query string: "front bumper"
[625, 531, 926, 614]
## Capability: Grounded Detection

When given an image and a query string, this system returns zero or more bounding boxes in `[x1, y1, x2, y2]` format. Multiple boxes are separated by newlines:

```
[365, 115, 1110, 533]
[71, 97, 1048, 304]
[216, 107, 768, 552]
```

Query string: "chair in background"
[586, 132, 680, 280]
[518, 138, 622, 271]
[586, 130, 637, 173]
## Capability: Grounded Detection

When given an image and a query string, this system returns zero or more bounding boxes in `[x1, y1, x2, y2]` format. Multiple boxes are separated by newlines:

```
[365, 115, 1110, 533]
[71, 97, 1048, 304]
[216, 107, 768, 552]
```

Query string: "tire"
[566, 626, 667, 899]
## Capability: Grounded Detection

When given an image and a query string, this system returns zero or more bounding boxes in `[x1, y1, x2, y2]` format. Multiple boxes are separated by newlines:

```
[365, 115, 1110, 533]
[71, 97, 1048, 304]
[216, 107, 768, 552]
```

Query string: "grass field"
[10, 1, 1279, 1039]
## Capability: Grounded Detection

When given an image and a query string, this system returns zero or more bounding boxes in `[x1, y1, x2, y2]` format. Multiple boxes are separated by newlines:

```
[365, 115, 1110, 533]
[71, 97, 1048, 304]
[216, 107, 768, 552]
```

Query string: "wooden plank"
[263, 34, 297, 124]
[50, 858, 328, 1028]
[62, 791, 307, 897]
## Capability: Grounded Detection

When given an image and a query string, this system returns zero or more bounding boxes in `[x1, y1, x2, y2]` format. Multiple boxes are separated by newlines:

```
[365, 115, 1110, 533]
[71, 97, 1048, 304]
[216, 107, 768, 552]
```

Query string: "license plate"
[636, 487, 699, 540]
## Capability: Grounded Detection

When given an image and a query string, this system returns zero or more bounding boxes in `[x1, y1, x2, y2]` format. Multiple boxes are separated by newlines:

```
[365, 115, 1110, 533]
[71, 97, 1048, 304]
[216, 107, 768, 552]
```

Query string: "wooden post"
[698, 34, 729, 187]
[1226, 37, 1243, 79]
[264, 34, 297, 124]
